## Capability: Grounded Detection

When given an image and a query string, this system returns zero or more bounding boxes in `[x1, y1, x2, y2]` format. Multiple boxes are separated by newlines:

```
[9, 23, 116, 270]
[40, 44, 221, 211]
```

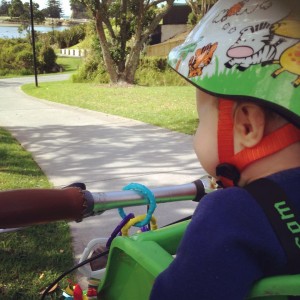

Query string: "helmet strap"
[216, 99, 237, 186]
[216, 99, 300, 187]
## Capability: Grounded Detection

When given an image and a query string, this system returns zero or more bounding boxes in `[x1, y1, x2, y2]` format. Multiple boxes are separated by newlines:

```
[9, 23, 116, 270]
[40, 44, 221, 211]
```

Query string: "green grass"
[0, 128, 74, 299]
[56, 56, 83, 73]
[22, 82, 198, 135]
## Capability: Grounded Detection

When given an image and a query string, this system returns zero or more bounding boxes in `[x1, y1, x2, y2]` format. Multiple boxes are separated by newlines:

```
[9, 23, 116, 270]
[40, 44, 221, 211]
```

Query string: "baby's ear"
[234, 103, 266, 149]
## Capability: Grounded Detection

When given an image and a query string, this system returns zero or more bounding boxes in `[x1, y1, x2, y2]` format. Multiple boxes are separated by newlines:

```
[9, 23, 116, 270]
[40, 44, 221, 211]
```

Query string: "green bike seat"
[98, 221, 300, 299]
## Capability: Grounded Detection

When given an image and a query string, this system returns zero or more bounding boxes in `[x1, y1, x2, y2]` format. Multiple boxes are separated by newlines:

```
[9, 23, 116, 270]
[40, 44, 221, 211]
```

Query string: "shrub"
[72, 54, 188, 86]
[51, 24, 86, 49]
[72, 56, 99, 82]
[0, 38, 60, 76]
[72, 53, 187, 86]
[139, 56, 168, 72]
[73, 57, 109, 83]
[135, 66, 188, 86]
[0, 38, 31, 70]
[15, 49, 34, 70]
[38, 45, 57, 72]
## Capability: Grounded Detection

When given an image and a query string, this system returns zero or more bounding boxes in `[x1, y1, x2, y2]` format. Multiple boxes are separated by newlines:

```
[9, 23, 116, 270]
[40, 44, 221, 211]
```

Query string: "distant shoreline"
[0, 23, 19, 27]
[0, 22, 70, 27]
[0, 18, 88, 27]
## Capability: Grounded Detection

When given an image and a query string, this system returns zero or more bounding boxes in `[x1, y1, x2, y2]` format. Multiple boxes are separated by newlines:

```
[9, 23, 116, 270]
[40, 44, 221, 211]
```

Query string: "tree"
[45, 0, 62, 18]
[0, 0, 10, 15]
[21, 2, 45, 23]
[71, 0, 175, 84]
[17, 2, 45, 39]
[186, 0, 217, 25]
[9, 0, 25, 17]
[70, 1, 89, 19]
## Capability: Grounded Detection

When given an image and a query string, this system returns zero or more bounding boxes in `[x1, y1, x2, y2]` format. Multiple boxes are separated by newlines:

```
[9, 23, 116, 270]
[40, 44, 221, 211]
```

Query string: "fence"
[146, 31, 188, 57]
[60, 49, 87, 57]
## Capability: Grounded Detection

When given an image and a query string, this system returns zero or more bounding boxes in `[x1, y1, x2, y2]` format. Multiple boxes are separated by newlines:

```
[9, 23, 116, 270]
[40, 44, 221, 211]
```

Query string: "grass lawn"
[22, 82, 198, 135]
[56, 57, 83, 73]
[0, 128, 74, 299]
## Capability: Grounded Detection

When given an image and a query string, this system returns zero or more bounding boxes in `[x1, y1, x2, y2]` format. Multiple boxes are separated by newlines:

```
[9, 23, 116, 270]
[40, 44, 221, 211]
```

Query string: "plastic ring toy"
[118, 183, 157, 227]
[121, 215, 157, 236]
[106, 213, 135, 248]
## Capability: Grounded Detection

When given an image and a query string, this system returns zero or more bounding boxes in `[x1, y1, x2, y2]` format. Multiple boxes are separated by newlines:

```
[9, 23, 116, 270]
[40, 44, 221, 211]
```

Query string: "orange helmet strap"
[217, 99, 300, 187]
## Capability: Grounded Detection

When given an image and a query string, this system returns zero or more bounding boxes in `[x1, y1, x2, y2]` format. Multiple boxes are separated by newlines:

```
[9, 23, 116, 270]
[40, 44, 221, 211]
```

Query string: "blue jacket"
[150, 167, 300, 300]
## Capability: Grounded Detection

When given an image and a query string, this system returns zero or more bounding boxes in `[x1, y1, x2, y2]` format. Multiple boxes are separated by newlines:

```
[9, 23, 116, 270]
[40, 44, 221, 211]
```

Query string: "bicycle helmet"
[168, 0, 300, 186]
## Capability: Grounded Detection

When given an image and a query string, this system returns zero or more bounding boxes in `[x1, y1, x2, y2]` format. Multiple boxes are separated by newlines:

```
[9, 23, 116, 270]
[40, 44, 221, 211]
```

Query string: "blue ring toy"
[118, 183, 157, 227]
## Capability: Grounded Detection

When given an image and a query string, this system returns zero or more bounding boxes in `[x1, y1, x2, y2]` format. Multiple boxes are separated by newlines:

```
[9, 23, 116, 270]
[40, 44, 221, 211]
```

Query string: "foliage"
[71, 21, 105, 82]
[0, 38, 32, 74]
[5, 0, 45, 38]
[129, 57, 188, 86]
[0, 0, 10, 15]
[0, 38, 57, 76]
[139, 56, 168, 72]
[22, 2, 45, 23]
[38, 44, 57, 72]
[186, 0, 218, 25]
[0, 23, 87, 77]
[70, 0, 89, 19]
[7, 0, 44, 21]
[70, 0, 175, 84]
[18, 2, 45, 39]
[72, 54, 187, 86]
[8, 0, 24, 17]
[73, 55, 109, 83]
[15, 48, 34, 69]
[51, 23, 86, 48]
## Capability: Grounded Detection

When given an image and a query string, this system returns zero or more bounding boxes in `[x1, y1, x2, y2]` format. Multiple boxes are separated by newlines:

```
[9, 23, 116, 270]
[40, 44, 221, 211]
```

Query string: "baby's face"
[193, 89, 219, 177]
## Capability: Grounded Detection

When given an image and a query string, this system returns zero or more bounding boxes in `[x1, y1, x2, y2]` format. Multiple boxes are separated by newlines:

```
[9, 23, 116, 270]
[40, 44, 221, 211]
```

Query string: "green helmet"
[168, 0, 300, 127]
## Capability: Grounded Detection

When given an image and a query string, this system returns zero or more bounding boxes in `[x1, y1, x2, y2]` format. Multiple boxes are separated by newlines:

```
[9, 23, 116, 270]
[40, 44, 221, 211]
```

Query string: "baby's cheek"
[193, 131, 219, 176]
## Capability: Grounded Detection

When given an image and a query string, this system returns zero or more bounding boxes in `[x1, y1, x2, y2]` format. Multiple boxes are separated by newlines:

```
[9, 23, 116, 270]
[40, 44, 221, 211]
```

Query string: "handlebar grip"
[0, 187, 86, 228]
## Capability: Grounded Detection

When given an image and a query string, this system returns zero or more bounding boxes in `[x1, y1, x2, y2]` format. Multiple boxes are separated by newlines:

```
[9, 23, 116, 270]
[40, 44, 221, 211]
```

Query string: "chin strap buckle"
[216, 163, 240, 187]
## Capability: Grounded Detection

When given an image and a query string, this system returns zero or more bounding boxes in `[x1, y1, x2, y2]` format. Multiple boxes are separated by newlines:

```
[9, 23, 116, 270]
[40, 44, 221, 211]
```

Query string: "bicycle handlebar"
[89, 179, 206, 214]
[0, 178, 213, 229]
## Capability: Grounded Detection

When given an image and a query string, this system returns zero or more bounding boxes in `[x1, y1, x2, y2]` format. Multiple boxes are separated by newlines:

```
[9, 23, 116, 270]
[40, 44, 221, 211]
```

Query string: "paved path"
[0, 75, 204, 261]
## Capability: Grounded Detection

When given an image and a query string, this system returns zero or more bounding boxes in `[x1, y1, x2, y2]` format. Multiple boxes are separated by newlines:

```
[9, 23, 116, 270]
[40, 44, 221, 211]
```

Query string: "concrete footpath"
[0, 75, 204, 261]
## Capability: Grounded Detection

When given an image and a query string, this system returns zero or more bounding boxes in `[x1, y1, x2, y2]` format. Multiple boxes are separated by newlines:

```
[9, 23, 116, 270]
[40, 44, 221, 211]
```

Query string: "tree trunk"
[124, 40, 144, 84]
[94, 10, 119, 83]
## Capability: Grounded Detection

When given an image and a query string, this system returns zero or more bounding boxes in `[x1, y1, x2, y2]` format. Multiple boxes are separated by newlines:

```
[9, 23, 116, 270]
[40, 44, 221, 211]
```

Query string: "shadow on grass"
[0, 129, 45, 178]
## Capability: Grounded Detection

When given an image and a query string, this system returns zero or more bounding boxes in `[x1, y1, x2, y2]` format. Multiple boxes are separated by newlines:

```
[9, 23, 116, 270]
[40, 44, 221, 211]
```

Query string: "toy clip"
[121, 215, 157, 236]
[118, 183, 157, 227]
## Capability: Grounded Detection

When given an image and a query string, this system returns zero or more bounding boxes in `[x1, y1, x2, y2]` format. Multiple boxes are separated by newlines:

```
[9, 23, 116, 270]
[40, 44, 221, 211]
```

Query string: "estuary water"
[0, 25, 69, 39]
